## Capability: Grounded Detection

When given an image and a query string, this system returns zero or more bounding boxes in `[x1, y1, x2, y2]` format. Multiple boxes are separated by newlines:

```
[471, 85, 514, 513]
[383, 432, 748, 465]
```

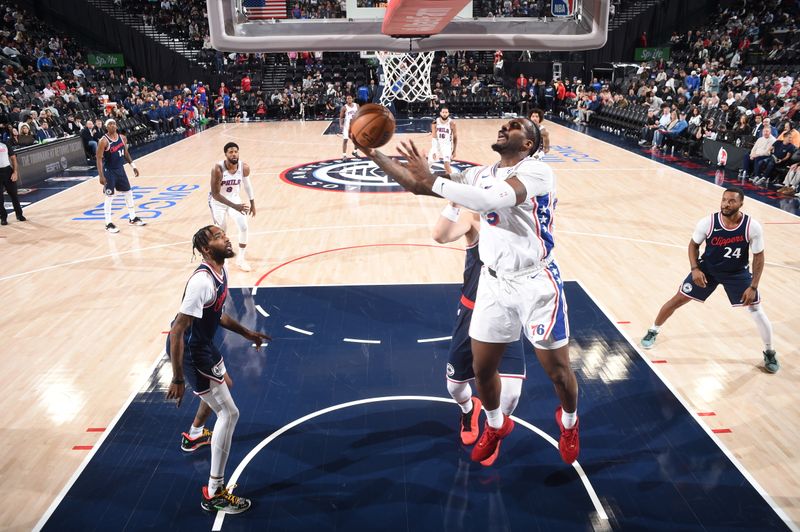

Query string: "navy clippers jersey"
[103, 134, 126, 170]
[701, 213, 751, 273]
[461, 242, 481, 305]
[182, 263, 228, 347]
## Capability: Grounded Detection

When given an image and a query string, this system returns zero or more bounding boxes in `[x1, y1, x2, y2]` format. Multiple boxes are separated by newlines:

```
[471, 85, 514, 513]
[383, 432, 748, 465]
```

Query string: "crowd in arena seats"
[0, 1, 217, 161]
[5, 0, 799, 200]
[554, 0, 800, 196]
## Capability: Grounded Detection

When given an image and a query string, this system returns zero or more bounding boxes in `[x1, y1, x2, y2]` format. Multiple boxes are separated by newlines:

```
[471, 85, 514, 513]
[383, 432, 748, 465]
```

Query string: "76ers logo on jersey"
[280, 159, 477, 193]
[486, 212, 500, 225]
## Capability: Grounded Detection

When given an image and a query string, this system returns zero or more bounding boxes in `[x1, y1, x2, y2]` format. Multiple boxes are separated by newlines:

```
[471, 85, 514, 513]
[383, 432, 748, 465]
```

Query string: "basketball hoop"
[377, 51, 435, 106]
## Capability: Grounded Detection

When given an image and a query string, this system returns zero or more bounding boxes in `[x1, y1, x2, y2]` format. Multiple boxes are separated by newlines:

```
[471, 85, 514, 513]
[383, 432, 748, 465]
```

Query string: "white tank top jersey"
[218, 160, 243, 199]
[343, 103, 358, 126]
[454, 157, 556, 273]
[435, 118, 453, 144]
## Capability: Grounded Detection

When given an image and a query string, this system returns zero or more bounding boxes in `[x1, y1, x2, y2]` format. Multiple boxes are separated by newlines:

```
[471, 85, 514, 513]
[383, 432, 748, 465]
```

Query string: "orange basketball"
[349, 103, 395, 149]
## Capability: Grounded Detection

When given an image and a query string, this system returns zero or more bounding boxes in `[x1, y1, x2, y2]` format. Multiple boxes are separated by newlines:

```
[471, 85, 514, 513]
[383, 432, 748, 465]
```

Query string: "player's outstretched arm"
[220, 313, 272, 349]
[432, 203, 473, 244]
[166, 312, 193, 407]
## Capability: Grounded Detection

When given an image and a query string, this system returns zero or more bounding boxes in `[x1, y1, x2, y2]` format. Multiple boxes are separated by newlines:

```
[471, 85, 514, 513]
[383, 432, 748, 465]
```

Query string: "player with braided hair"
[166, 225, 271, 514]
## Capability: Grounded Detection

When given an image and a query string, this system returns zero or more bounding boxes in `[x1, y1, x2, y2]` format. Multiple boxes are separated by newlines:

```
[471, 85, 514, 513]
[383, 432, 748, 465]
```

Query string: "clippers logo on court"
[280, 158, 477, 193]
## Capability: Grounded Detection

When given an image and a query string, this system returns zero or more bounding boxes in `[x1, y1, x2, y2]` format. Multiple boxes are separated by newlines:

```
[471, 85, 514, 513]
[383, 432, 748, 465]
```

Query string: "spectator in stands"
[17, 123, 34, 146]
[742, 126, 777, 180]
[81, 119, 100, 156]
[663, 110, 690, 153]
[36, 119, 56, 142]
[755, 131, 797, 186]
[755, 116, 778, 139]
[638, 108, 659, 146]
[777, 120, 800, 148]
[515, 73, 527, 92]
[732, 113, 751, 138]
[653, 109, 680, 151]
[777, 161, 800, 197]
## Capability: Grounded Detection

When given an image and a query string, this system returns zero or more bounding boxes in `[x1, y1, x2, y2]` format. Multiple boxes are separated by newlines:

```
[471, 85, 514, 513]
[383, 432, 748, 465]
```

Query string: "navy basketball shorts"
[446, 302, 526, 383]
[165, 337, 226, 395]
[103, 167, 131, 195]
[678, 266, 760, 307]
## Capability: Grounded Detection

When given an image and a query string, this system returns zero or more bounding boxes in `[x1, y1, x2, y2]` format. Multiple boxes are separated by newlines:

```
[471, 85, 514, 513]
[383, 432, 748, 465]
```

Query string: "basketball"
[349, 103, 395, 149]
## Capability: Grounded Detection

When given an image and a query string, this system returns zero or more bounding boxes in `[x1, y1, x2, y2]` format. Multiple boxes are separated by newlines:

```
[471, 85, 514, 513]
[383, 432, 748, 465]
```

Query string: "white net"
[377, 51, 435, 106]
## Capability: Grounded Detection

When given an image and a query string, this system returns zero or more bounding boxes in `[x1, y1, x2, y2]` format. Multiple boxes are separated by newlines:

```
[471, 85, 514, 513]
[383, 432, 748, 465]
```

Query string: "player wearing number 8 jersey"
[640, 187, 779, 373]
[209, 142, 256, 271]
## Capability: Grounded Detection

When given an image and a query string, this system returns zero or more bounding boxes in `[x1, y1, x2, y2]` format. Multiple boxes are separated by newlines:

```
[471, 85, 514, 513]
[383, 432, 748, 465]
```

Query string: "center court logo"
[280, 158, 477, 193]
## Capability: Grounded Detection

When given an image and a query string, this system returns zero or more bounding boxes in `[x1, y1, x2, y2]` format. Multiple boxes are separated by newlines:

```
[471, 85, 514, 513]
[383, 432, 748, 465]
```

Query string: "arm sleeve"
[242, 174, 254, 200]
[447, 170, 471, 184]
[432, 176, 517, 212]
[692, 216, 712, 244]
[748, 218, 765, 254]
[509, 159, 553, 197]
[178, 272, 217, 318]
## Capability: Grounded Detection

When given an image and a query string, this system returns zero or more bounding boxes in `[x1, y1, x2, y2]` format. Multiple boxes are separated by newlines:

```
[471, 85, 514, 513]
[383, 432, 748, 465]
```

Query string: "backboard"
[207, 0, 609, 53]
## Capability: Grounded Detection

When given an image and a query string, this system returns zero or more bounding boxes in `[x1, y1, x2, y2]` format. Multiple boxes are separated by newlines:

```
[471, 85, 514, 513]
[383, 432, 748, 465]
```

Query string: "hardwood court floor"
[2, 120, 798, 530]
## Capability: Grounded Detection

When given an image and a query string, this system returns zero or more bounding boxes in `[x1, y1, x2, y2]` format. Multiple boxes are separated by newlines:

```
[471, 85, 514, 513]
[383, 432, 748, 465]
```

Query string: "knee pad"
[446, 380, 471, 404]
[237, 222, 248, 245]
[499, 376, 523, 416]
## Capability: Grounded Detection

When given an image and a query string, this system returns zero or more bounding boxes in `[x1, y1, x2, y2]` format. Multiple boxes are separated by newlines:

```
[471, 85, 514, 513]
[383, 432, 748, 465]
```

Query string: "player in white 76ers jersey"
[359, 118, 580, 466]
[339, 94, 360, 159]
[429, 106, 458, 174]
[209, 142, 256, 271]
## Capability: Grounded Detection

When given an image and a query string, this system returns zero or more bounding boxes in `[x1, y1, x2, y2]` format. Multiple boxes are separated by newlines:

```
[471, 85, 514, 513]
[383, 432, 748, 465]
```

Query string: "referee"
[0, 138, 25, 226]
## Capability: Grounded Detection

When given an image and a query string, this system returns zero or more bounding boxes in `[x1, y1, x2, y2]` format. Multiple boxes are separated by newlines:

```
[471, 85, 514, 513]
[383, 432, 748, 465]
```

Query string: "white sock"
[124, 190, 136, 218]
[446, 380, 473, 413]
[499, 377, 523, 416]
[561, 408, 577, 429]
[103, 196, 114, 224]
[208, 476, 224, 496]
[485, 406, 504, 429]
[238, 246, 247, 261]
[650, 324, 661, 333]
[747, 304, 773, 351]
[189, 425, 204, 438]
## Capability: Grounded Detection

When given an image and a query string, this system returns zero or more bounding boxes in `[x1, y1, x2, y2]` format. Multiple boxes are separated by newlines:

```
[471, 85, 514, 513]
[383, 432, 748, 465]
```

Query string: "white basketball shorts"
[469, 260, 569, 348]
[208, 196, 249, 244]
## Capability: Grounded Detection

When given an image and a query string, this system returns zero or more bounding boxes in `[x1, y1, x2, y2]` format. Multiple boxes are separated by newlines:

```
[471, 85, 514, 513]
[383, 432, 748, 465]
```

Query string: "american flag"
[242, 0, 287, 20]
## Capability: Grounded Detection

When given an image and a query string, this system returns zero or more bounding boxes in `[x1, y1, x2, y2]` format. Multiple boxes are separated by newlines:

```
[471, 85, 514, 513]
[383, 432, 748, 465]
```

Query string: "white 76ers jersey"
[343, 103, 358, 126]
[455, 157, 556, 273]
[435, 118, 452, 144]
[217, 160, 243, 200]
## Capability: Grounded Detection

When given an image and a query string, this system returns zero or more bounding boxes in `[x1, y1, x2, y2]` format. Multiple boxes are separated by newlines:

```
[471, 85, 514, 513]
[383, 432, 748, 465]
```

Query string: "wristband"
[171, 378, 185, 385]
[440, 204, 460, 222]
[130, 162, 137, 169]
